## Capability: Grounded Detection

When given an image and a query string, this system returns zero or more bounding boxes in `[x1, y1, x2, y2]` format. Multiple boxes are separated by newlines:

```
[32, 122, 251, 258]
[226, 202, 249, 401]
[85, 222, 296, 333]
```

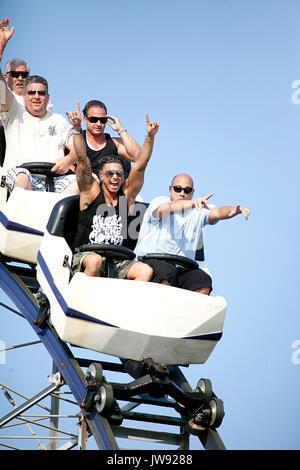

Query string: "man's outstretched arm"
[208, 204, 250, 224]
[153, 194, 214, 219]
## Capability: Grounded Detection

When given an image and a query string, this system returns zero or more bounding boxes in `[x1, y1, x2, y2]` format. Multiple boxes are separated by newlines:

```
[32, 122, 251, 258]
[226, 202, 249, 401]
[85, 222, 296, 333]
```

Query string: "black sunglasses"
[87, 116, 107, 124]
[172, 185, 194, 194]
[105, 170, 124, 177]
[26, 89, 47, 96]
[8, 71, 29, 79]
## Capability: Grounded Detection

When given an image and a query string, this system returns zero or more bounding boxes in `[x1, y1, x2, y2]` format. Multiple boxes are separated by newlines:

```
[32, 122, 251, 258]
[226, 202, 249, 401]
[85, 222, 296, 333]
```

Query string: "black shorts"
[142, 259, 177, 285]
[142, 259, 212, 293]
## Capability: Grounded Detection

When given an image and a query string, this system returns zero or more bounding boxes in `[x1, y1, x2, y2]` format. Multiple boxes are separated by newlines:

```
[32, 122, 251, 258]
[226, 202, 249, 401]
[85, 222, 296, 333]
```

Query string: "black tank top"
[82, 131, 131, 178]
[72, 187, 134, 251]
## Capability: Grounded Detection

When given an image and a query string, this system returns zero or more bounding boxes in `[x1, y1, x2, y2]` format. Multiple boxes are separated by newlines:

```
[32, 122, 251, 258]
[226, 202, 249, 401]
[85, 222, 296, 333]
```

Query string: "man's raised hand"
[0, 18, 14, 56]
[106, 115, 123, 133]
[66, 100, 82, 130]
[194, 193, 214, 210]
[146, 113, 159, 137]
[228, 204, 250, 220]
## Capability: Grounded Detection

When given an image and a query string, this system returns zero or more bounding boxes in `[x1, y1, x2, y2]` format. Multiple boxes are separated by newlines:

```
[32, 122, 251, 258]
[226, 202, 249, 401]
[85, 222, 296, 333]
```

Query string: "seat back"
[126, 201, 149, 251]
[46, 195, 80, 249]
[46, 196, 149, 252]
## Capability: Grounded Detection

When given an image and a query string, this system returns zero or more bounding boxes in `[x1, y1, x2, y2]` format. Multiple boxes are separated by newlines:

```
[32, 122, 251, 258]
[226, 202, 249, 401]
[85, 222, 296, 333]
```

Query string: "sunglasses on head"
[8, 71, 29, 79]
[87, 116, 107, 124]
[172, 185, 194, 194]
[104, 170, 124, 177]
[26, 89, 47, 96]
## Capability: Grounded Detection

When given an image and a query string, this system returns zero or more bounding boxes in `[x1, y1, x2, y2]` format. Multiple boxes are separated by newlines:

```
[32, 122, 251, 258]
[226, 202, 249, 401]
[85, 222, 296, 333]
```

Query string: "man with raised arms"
[66, 101, 159, 281]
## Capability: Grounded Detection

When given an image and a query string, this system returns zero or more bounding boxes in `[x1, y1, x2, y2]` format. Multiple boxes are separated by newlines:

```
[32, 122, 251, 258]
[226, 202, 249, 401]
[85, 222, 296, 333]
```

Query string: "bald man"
[134, 173, 249, 294]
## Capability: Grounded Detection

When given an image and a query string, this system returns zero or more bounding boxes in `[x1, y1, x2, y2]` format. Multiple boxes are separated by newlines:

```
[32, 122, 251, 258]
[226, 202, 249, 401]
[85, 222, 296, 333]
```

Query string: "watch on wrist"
[73, 129, 82, 135]
[118, 128, 127, 135]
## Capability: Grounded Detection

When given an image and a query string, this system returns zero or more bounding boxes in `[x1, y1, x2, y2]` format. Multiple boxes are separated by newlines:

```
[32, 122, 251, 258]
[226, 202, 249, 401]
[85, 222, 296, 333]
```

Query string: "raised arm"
[66, 101, 99, 206]
[125, 113, 159, 207]
[106, 115, 140, 162]
[0, 18, 15, 111]
[208, 204, 250, 224]
[153, 194, 214, 219]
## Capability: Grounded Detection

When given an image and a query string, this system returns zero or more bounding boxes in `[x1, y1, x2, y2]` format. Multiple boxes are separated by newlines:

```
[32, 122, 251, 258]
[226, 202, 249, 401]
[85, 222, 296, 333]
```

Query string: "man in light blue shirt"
[135, 173, 249, 295]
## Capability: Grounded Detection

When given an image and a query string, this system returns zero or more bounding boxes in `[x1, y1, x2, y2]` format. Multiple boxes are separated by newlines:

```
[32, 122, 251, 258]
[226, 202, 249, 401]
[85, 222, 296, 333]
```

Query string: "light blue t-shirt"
[134, 196, 211, 259]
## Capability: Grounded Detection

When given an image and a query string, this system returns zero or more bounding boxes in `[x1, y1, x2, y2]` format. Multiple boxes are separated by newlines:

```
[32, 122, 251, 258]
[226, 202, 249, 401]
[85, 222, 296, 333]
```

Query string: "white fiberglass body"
[37, 228, 227, 365]
[0, 180, 227, 366]
[0, 171, 68, 264]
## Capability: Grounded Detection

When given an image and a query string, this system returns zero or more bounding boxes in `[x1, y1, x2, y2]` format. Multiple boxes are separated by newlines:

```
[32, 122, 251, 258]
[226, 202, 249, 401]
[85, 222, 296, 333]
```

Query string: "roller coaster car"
[36, 195, 227, 366]
[0, 162, 71, 264]
[0, 160, 227, 436]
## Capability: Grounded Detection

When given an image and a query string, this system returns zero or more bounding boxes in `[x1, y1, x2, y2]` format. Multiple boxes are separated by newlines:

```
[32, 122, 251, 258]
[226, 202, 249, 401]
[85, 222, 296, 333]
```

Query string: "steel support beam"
[198, 427, 226, 450]
[0, 262, 118, 450]
[0, 383, 59, 428]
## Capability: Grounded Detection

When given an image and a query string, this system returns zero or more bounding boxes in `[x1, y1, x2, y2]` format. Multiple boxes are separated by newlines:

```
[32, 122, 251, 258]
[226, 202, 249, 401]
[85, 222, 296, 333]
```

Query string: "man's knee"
[195, 286, 211, 295]
[14, 171, 32, 190]
[127, 261, 153, 281]
[83, 253, 103, 276]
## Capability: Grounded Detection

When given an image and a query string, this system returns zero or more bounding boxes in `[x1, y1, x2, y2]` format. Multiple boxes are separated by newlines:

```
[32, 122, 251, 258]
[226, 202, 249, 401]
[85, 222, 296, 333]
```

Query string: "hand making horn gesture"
[146, 113, 160, 137]
[66, 100, 82, 131]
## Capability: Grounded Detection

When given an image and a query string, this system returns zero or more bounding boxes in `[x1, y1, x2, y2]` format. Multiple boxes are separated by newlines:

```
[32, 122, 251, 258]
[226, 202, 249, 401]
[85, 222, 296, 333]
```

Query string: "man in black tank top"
[67, 101, 159, 281]
[82, 100, 140, 179]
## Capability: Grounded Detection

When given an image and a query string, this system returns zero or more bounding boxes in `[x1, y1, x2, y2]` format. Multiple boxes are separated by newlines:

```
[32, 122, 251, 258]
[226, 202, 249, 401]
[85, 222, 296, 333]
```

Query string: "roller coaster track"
[0, 257, 226, 451]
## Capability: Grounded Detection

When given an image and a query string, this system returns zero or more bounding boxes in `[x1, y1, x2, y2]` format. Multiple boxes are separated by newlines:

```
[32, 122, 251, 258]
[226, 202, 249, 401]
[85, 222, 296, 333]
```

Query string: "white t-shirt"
[134, 196, 213, 260]
[0, 98, 73, 170]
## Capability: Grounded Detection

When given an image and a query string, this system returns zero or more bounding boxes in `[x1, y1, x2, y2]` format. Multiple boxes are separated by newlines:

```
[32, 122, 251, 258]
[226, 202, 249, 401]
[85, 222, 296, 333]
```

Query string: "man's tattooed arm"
[76, 162, 94, 192]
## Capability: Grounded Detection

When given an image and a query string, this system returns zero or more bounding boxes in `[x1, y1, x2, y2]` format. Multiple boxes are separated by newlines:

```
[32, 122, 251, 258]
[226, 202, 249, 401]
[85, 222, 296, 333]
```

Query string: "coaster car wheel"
[139, 253, 199, 270]
[94, 383, 114, 416]
[86, 363, 103, 390]
[196, 378, 213, 399]
[209, 398, 225, 428]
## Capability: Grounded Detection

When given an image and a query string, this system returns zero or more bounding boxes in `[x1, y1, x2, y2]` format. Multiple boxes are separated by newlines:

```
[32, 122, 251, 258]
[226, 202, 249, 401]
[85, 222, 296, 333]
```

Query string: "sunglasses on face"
[104, 170, 124, 177]
[86, 116, 107, 124]
[8, 71, 29, 79]
[26, 90, 47, 96]
[172, 185, 194, 194]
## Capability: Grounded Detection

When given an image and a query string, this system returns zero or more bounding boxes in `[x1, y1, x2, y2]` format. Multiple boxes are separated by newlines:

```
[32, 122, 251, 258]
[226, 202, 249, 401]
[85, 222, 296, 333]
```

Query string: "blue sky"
[0, 0, 299, 450]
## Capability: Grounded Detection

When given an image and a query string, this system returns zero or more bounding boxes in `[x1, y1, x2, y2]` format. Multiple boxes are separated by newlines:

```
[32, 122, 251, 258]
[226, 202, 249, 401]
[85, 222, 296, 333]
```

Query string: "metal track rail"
[0, 259, 226, 450]
[0, 261, 118, 450]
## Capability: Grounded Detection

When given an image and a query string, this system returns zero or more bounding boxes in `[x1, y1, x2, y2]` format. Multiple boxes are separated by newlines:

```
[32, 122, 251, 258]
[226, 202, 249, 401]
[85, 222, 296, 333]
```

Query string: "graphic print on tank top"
[72, 191, 130, 250]
[88, 194, 129, 246]
[89, 212, 123, 245]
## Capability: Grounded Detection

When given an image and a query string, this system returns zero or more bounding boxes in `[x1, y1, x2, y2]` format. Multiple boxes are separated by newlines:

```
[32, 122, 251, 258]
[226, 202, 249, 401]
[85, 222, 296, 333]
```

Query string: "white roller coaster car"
[0, 161, 227, 366]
